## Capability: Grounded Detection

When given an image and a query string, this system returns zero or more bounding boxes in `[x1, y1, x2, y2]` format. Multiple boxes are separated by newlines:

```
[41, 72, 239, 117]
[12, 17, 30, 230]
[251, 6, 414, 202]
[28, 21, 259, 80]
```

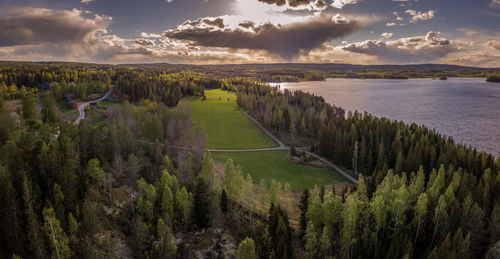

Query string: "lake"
[276, 78, 500, 158]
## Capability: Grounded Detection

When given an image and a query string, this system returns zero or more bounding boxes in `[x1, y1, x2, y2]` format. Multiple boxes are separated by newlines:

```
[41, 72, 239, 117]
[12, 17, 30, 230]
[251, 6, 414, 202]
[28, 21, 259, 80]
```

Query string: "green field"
[187, 89, 277, 149]
[212, 150, 350, 190]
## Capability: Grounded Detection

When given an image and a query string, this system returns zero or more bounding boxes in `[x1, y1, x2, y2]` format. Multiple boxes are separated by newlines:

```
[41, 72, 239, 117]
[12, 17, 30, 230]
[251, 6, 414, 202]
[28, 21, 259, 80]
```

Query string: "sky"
[0, 0, 499, 66]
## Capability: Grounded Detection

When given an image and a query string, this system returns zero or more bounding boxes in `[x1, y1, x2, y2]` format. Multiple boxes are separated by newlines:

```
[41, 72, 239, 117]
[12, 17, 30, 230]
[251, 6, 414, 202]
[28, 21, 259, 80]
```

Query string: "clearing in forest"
[187, 89, 278, 149]
[212, 150, 350, 190]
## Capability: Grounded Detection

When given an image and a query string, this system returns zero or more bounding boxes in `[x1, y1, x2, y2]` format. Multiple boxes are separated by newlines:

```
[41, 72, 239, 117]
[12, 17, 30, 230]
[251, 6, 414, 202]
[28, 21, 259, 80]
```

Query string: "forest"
[0, 63, 498, 259]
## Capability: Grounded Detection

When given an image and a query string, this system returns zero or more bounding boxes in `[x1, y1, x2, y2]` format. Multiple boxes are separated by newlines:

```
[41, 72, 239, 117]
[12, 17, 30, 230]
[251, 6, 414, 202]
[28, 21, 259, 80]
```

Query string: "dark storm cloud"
[342, 31, 458, 63]
[0, 8, 109, 47]
[258, 0, 287, 6]
[165, 15, 363, 59]
[238, 21, 255, 29]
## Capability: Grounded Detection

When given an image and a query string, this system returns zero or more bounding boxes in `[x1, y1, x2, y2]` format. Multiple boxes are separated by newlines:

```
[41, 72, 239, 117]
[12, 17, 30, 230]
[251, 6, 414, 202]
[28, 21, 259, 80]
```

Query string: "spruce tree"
[221, 189, 228, 213]
[194, 178, 210, 228]
[299, 188, 310, 239]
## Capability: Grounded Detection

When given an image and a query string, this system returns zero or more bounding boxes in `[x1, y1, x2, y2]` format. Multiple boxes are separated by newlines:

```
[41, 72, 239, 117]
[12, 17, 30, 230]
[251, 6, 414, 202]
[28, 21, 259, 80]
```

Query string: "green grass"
[186, 89, 277, 149]
[212, 150, 350, 190]
[56, 101, 78, 114]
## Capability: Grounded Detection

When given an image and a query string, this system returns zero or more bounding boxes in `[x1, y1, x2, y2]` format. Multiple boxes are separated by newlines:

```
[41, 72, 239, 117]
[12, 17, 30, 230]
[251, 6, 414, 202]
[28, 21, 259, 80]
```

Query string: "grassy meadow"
[187, 89, 278, 149]
[212, 150, 350, 190]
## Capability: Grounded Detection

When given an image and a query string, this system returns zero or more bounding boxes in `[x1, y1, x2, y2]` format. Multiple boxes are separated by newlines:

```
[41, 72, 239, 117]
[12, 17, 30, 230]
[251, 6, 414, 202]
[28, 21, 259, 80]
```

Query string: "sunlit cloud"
[405, 9, 436, 23]
[341, 31, 458, 63]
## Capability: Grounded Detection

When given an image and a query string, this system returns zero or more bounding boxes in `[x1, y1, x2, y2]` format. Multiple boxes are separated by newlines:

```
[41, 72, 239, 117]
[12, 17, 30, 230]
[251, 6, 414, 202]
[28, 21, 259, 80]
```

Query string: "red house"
[112, 92, 123, 99]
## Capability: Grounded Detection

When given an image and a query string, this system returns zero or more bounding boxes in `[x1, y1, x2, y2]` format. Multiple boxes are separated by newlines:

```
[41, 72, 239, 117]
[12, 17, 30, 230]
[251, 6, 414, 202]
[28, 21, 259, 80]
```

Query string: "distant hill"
[1, 61, 499, 82]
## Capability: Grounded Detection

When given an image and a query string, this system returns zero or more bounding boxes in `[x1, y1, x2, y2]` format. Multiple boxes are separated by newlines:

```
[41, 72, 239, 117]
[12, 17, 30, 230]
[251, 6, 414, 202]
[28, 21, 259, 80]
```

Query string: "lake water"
[277, 78, 500, 158]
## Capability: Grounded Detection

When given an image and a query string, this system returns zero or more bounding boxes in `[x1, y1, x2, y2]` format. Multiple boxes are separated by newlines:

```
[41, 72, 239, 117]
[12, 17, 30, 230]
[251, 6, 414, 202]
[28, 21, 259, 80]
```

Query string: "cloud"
[491, 0, 500, 8]
[393, 12, 403, 21]
[405, 9, 436, 22]
[445, 51, 500, 68]
[386, 22, 396, 27]
[180, 17, 225, 29]
[331, 0, 359, 9]
[257, 0, 328, 10]
[134, 39, 156, 46]
[342, 31, 458, 63]
[140, 32, 162, 38]
[381, 32, 393, 38]
[486, 40, 500, 50]
[164, 14, 364, 59]
[0, 8, 110, 47]
[81, 0, 95, 3]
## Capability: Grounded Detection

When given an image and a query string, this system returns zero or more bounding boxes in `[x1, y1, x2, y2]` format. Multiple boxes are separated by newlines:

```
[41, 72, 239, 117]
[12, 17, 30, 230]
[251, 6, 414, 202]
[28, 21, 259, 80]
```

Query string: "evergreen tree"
[299, 188, 310, 239]
[193, 178, 211, 228]
[220, 189, 228, 213]
[21, 95, 36, 121]
[41, 93, 58, 123]
[266, 204, 293, 258]
[0, 86, 5, 109]
[22, 173, 47, 258]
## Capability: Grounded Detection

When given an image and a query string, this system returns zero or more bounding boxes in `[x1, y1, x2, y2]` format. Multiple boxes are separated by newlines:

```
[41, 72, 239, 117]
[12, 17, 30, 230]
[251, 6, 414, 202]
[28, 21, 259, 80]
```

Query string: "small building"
[64, 93, 75, 100]
[112, 92, 123, 99]
[89, 102, 97, 108]
[37, 84, 50, 91]
[65, 100, 75, 109]
[64, 93, 76, 109]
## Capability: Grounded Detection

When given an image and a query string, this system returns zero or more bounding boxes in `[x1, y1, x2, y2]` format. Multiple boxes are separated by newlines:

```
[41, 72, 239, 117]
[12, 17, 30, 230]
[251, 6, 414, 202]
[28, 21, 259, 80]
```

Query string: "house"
[112, 92, 123, 99]
[64, 93, 76, 109]
[37, 84, 50, 91]
[65, 99, 75, 109]
[64, 93, 75, 100]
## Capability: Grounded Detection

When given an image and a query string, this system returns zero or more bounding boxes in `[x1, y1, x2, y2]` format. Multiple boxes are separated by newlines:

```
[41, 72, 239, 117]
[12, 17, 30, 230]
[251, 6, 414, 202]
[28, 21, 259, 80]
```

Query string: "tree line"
[237, 84, 498, 181]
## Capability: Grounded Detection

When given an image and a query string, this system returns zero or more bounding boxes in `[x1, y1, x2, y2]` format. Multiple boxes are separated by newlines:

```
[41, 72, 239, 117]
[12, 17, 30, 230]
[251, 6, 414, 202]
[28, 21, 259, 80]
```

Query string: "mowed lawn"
[188, 89, 278, 149]
[212, 150, 351, 190]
